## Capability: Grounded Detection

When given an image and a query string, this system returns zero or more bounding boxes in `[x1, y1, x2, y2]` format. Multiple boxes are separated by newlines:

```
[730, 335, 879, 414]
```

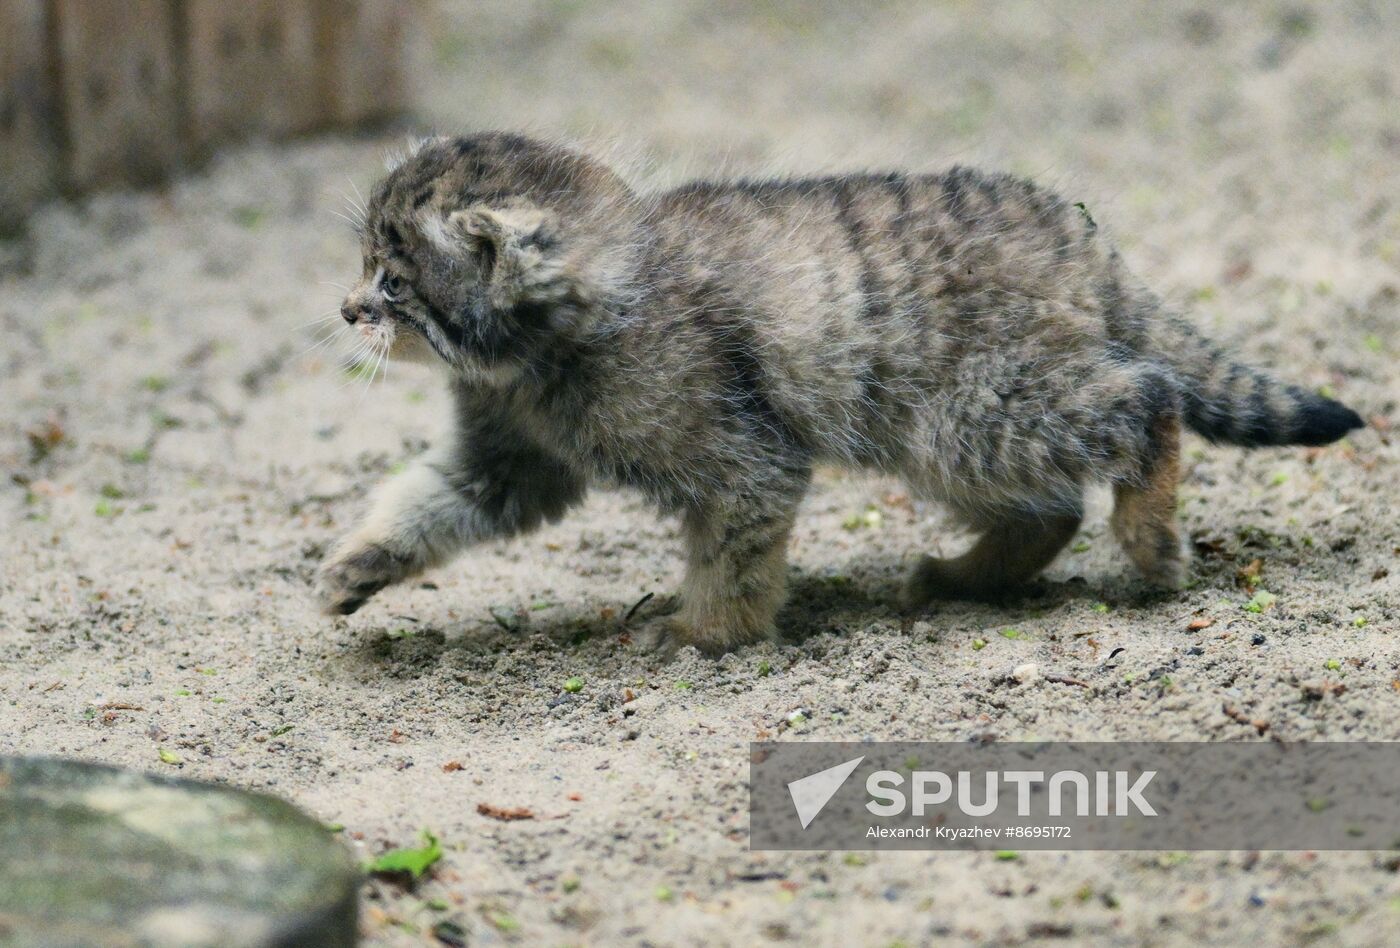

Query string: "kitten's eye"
[381, 273, 405, 302]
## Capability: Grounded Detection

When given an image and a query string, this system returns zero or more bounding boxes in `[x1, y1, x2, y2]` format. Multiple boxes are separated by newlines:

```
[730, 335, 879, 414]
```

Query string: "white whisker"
[294, 310, 344, 330]
[328, 209, 363, 231]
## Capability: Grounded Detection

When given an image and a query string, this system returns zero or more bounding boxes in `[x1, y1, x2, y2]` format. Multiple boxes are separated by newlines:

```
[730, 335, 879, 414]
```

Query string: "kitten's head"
[339, 133, 644, 383]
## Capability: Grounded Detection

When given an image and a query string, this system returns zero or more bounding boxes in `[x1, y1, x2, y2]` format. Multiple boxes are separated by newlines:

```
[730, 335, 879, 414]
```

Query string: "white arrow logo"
[787, 756, 865, 829]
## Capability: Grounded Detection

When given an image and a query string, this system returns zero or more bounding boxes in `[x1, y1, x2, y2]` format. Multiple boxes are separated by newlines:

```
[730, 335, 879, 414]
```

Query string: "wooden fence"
[0, 0, 414, 233]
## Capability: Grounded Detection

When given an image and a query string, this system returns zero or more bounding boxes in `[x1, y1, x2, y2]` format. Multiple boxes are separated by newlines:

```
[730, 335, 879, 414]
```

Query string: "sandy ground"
[3, 0, 1400, 944]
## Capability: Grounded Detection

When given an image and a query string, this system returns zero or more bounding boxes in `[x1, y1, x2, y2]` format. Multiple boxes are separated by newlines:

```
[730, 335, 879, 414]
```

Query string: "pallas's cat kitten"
[317, 133, 1364, 653]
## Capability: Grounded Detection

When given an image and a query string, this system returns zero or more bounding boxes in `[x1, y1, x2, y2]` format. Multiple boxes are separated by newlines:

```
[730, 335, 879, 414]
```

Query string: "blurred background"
[5, 0, 1398, 291]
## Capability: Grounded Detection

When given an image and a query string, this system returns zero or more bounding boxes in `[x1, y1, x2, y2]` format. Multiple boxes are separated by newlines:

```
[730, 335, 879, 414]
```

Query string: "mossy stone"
[0, 756, 358, 947]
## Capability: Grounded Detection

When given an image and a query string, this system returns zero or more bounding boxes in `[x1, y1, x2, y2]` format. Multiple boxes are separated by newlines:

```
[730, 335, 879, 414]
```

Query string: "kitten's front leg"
[317, 441, 584, 615]
[662, 490, 803, 655]
[317, 458, 479, 614]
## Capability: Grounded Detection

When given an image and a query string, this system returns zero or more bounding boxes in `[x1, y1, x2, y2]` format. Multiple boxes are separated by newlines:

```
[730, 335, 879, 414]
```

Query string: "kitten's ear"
[433, 204, 563, 303]
[452, 205, 553, 248]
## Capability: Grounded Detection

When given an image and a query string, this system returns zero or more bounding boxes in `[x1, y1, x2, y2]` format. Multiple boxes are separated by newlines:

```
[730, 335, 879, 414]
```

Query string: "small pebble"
[1012, 663, 1041, 684]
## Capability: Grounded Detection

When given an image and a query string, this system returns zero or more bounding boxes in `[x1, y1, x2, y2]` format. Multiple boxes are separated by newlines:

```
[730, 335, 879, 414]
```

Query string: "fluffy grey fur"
[316, 132, 1364, 653]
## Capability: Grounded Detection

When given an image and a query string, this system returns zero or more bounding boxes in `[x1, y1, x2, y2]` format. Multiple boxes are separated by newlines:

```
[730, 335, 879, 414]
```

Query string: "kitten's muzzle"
[341, 300, 382, 326]
[341, 285, 384, 327]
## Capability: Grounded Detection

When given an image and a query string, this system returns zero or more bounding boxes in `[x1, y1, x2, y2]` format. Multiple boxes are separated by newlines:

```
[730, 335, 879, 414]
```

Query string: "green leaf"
[971, 638, 987, 651]
[488, 912, 519, 933]
[365, 829, 443, 880]
[157, 747, 181, 765]
[756, 660, 772, 677]
[563, 676, 584, 693]
[995, 850, 1019, 861]
[232, 206, 265, 229]
[1243, 590, 1277, 613]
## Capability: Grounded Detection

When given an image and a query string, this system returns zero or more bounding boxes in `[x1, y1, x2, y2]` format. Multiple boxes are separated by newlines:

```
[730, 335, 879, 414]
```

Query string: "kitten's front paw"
[635, 617, 688, 661]
[638, 609, 775, 659]
[315, 542, 410, 616]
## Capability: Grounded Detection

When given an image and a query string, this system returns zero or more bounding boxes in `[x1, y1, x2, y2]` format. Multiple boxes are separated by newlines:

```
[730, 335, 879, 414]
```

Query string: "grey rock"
[0, 756, 358, 947]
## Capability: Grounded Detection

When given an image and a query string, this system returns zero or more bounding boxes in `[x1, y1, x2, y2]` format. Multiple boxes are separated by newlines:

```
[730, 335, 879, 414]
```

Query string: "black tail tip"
[1293, 395, 1366, 446]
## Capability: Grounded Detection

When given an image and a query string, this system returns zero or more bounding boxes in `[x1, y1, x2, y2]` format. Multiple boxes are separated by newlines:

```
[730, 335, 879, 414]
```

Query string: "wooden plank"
[51, 0, 183, 190]
[184, 0, 322, 149]
[317, 0, 414, 126]
[0, 0, 59, 232]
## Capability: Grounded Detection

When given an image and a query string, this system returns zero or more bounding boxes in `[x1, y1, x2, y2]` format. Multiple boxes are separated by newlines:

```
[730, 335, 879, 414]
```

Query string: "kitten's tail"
[1149, 314, 1364, 447]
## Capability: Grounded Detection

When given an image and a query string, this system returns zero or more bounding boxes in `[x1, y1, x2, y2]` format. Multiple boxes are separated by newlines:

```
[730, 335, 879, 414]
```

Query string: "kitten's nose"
[340, 303, 359, 325]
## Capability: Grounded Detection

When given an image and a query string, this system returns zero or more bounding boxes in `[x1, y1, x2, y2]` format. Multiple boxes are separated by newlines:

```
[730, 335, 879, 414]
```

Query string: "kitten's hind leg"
[1111, 414, 1184, 589]
[902, 506, 1083, 607]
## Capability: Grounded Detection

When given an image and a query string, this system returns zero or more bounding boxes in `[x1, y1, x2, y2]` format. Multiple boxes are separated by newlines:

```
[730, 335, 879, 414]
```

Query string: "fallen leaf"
[1236, 558, 1264, 589]
[476, 803, 535, 822]
[25, 416, 66, 461]
[365, 829, 443, 881]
